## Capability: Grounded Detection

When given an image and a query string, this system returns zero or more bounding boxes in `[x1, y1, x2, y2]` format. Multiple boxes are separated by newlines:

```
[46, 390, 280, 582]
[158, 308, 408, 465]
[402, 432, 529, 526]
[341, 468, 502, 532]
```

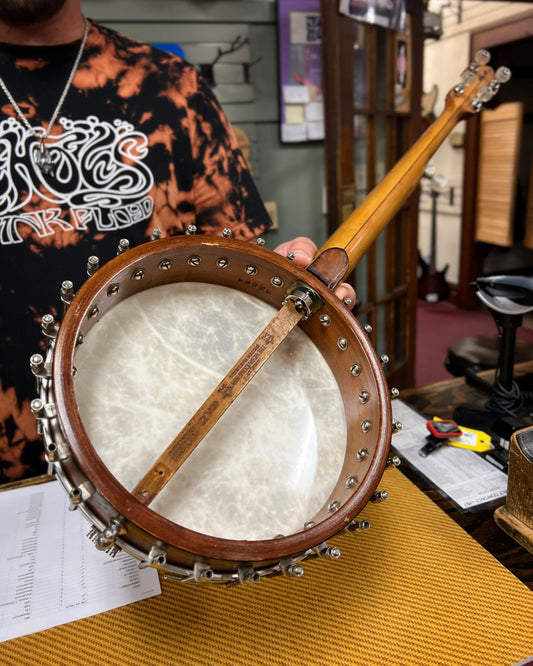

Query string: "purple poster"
[278, 0, 324, 143]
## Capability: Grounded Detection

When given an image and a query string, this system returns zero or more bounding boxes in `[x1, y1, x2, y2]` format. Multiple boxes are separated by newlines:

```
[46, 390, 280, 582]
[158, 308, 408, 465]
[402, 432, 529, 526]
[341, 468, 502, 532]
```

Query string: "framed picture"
[338, 0, 405, 32]
[394, 14, 411, 112]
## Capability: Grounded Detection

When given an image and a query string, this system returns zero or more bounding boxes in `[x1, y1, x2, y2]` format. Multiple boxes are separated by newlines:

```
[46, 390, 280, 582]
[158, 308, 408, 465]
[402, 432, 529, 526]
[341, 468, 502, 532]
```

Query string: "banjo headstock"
[445, 49, 512, 119]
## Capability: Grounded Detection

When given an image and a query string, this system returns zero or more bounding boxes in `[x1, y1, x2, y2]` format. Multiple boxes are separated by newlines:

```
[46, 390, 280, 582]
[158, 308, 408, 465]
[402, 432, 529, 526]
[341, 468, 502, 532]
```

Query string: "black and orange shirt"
[0, 20, 271, 483]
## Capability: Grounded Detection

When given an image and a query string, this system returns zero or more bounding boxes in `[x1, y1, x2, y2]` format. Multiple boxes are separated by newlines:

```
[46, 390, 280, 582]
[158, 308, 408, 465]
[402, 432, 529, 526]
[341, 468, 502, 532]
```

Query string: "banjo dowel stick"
[132, 299, 305, 506]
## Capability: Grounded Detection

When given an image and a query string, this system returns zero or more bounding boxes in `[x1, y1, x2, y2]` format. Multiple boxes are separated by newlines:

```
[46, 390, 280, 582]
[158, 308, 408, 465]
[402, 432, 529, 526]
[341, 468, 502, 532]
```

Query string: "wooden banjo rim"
[51, 235, 392, 564]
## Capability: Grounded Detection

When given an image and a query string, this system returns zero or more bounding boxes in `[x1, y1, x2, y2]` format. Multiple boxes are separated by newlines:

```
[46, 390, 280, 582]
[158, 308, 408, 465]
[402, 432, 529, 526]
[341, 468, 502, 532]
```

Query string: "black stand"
[453, 277, 533, 441]
[463, 311, 530, 411]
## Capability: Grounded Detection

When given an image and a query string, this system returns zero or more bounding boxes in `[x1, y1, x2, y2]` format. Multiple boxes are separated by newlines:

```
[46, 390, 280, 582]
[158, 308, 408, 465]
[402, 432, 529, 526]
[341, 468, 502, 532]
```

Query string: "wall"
[81, 0, 328, 250]
[419, 0, 533, 285]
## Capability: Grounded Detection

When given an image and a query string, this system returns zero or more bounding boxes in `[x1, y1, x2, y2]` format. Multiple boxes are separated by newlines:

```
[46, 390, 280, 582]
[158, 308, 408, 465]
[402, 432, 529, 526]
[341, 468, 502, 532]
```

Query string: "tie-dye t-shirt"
[0, 20, 271, 483]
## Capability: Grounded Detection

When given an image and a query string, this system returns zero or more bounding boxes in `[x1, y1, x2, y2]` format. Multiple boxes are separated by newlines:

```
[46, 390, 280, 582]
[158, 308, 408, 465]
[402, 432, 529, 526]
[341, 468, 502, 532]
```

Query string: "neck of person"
[0, 0, 85, 46]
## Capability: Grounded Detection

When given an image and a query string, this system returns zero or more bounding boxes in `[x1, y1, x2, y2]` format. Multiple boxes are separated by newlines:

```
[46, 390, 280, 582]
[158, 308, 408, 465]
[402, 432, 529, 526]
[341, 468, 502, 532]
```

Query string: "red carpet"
[415, 300, 533, 387]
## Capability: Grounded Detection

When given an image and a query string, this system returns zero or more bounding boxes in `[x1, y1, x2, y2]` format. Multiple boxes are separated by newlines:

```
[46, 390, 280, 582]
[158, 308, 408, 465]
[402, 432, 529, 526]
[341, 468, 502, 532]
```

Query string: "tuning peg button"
[474, 49, 490, 66]
[476, 86, 494, 103]
[495, 66, 511, 84]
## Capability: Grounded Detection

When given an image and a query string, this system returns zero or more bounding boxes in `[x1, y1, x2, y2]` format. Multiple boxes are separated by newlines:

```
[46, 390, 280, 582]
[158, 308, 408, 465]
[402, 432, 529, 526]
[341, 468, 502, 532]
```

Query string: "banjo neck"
[313, 53, 511, 281]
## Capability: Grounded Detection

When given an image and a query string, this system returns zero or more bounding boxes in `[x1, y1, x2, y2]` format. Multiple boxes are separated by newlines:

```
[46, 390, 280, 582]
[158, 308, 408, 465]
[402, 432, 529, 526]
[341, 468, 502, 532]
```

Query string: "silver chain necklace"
[0, 17, 89, 175]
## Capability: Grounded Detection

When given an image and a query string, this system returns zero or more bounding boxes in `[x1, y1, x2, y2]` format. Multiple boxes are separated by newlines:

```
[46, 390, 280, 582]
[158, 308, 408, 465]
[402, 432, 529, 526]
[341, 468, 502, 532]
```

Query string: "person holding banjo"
[0, 0, 354, 485]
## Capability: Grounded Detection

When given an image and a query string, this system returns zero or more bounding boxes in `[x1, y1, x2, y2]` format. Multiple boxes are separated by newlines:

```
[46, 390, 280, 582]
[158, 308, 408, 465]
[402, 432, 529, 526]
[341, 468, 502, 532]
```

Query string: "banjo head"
[33, 235, 392, 584]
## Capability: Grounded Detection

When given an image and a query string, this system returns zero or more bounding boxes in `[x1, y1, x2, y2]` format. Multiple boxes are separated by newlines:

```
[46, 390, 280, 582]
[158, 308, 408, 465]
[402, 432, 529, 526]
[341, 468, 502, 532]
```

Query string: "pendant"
[34, 140, 55, 176]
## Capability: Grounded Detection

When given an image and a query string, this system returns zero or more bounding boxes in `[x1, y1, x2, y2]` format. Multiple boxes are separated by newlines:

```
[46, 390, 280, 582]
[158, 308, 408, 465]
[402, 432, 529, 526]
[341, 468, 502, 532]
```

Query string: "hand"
[273, 236, 356, 308]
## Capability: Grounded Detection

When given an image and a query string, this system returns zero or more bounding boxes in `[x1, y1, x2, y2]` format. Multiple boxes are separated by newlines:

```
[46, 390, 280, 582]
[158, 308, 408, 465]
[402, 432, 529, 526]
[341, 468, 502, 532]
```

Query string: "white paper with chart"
[0, 479, 161, 643]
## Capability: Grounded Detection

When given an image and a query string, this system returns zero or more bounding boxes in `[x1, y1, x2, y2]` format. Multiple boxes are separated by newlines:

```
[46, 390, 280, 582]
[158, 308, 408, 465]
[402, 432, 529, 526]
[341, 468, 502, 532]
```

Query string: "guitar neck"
[429, 189, 439, 275]
[316, 60, 507, 277]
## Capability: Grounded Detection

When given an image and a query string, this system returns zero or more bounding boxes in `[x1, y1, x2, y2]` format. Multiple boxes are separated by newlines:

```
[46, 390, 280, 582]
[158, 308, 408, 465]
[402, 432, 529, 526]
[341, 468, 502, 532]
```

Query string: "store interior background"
[81, 0, 533, 389]
[416, 0, 533, 385]
[419, 0, 533, 287]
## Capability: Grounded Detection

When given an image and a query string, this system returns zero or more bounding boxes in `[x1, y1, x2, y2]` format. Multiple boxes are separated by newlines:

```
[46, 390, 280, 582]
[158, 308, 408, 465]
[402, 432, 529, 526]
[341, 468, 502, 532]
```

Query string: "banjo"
[30, 53, 509, 585]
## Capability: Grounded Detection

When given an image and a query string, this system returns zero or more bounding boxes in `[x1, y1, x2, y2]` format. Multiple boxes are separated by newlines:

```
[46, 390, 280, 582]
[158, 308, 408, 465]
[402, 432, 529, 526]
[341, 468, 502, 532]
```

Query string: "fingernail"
[291, 250, 313, 264]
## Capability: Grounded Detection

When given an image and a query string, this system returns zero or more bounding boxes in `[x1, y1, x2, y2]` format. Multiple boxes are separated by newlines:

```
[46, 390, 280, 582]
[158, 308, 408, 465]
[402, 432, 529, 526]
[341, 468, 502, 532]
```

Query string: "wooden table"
[400, 360, 533, 591]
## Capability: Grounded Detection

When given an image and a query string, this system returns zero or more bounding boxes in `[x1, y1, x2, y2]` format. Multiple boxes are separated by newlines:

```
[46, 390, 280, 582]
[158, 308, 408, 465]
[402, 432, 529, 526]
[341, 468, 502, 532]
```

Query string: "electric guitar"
[418, 175, 450, 302]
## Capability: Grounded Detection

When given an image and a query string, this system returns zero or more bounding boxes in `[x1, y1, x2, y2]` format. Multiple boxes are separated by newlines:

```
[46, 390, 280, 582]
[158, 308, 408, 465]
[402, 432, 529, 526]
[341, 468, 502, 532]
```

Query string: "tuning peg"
[474, 49, 490, 66]
[472, 65, 512, 111]
[455, 50, 492, 94]
[495, 66, 512, 84]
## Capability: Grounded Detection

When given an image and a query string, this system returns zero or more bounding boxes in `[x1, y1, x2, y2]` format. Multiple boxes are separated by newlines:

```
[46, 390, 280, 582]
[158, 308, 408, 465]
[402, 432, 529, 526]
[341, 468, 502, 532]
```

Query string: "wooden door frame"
[320, 1, 358, 236]
[320, 0, 423, 388]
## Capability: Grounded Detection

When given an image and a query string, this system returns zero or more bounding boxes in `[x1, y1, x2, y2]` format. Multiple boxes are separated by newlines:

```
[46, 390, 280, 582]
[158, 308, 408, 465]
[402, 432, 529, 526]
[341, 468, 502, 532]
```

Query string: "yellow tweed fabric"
[1, 468, 532, 666]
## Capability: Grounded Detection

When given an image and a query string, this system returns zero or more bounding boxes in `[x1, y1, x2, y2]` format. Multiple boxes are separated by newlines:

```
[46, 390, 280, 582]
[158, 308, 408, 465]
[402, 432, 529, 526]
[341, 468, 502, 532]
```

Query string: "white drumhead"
[73, 282, 347, 540]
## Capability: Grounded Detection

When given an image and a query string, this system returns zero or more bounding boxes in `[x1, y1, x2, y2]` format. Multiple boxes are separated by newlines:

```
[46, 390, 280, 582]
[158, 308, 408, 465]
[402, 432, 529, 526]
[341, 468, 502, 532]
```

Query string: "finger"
[333, 283, 356, 309]
[274, 238, 355, 308]
[273, 236, 317, 267]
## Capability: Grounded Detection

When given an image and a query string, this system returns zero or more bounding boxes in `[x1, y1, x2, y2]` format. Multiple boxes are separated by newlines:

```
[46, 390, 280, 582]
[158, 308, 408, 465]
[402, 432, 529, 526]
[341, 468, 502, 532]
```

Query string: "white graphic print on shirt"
[0, 115, 154, 245]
